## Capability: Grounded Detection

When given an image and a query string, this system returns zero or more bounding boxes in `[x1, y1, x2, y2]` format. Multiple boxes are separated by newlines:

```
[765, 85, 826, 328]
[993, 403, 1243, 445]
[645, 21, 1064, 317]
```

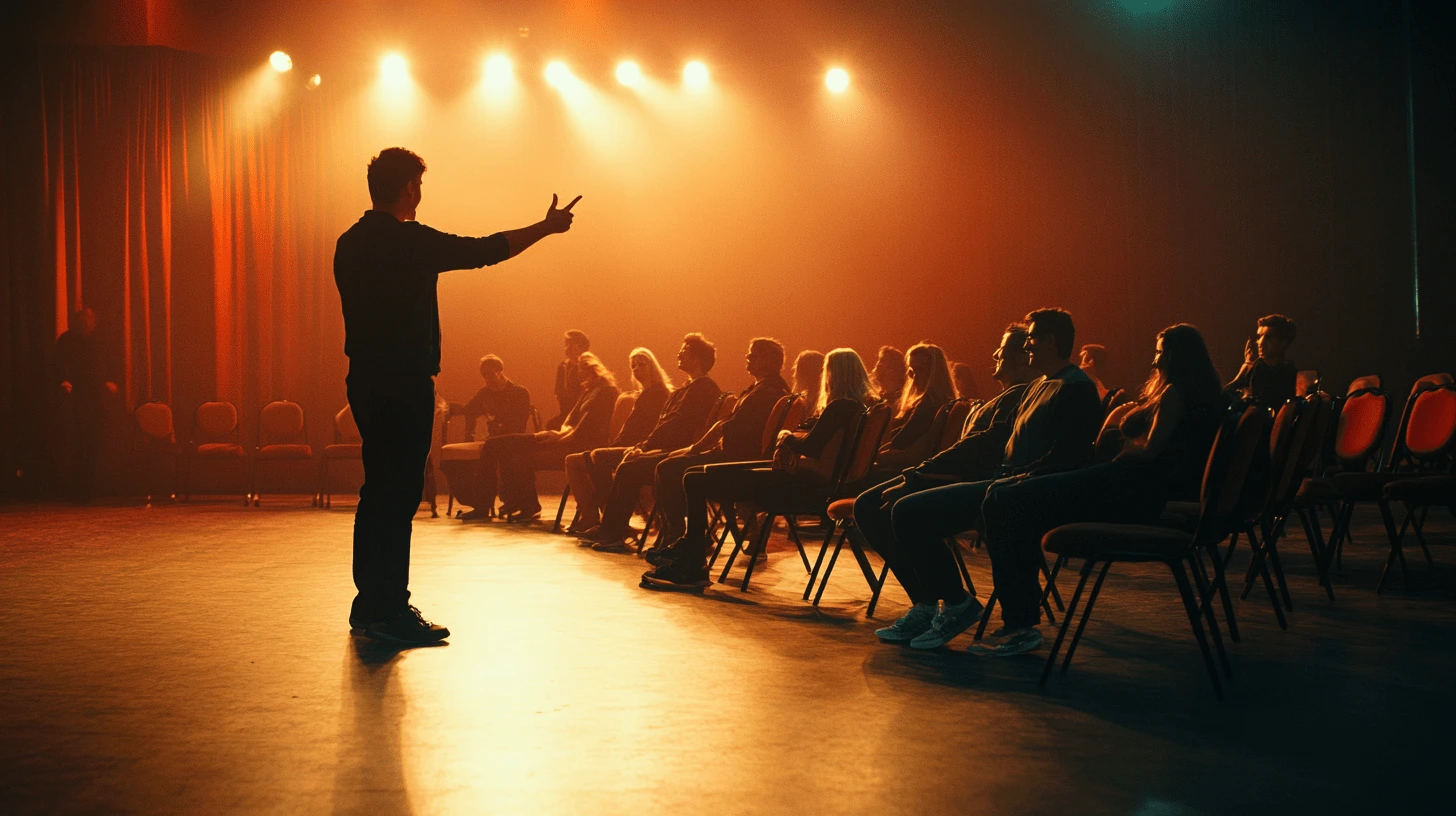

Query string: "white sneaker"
[874, 604, 937, 643]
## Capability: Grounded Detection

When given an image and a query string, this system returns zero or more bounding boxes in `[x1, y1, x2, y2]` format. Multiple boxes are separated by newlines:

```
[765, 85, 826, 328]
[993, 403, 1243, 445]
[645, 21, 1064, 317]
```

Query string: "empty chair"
[251, 400, 314, 505]
[185, 401, 247, 503]
[319, 405, 364, 509]
[134, 402, 180, 504]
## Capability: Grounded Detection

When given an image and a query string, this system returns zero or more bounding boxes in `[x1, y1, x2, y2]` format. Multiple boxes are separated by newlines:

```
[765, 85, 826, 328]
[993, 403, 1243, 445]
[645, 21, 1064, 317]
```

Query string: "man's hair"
[367, 147, 426, 208]
[479, 355, 504, 374]
[1002, 322, 1030, 351]
[1080, 343, 1107, 369]
[682, 332, 717, 372]
[1025, 308, 1076, 359]
[748, 337, 785, 374]
[565, 330, 591, 351]
[1257, 314, 1297, 345]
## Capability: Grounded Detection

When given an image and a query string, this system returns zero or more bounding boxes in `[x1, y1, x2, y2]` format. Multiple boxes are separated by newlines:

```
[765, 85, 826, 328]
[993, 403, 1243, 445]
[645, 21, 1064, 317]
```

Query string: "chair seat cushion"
[440, 441, 484, 460]
[322, 443, 362, 459]
[257, 444, 312, 460]
[195, 443, 246, 457]
[1296, 477, 1339, 503]
[1383, 475, 1456, 504]
[827, 498, 856, 521]
[1043, 522, 1193, 559]
[1328, 471, 1398, 500]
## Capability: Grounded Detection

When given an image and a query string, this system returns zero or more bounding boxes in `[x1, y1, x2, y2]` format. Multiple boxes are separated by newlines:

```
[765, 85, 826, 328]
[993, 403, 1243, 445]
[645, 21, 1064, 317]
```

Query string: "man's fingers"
[563, 195, 582, 212]
[550, 193, 559, 211]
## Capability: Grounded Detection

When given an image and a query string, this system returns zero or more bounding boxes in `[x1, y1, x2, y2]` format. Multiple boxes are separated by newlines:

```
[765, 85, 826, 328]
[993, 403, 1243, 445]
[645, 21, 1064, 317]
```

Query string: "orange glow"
[268, 51, 292, 73]
[380, 53, 409, 86]
[682, 60, 709, 89]
[307, 73, 321, 88]
[825, 67, 850, 93]
[615, 61, 644, 88]
[544, 61, 573, 88]
[484, 54, 513, 88]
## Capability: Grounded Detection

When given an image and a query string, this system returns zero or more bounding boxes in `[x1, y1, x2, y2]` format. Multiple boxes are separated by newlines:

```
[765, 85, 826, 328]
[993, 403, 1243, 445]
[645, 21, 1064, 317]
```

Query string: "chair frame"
[134, 402, 181, 504]
[183, 400, 247, 504]
[249, 399, 313, 507]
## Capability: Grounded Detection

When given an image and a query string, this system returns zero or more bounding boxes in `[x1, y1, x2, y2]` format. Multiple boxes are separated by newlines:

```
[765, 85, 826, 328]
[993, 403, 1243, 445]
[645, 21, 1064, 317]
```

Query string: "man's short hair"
[1257, 314, 1297, 345]
[1003, 322, 1030, 348]
[1080, 343, 1107, 369]
[683, 332, 717, 372]
[367, 147, 426, 209]
[479, 355, 504, 374]
[1025, 308, 1076, 359]
[749, 337, 785, 373]
[565, 330, 591, 351]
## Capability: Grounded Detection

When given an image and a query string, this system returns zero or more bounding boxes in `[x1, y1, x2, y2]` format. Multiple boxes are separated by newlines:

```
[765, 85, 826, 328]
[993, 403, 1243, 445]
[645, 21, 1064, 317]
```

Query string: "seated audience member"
[449, 355, 531, 440]
[1079, 343, 1112, 401]
[547, 330, 592, 430]
[792, 349, 825, 426]
[951, 361, 980, 403]
[873, 345, 908, 411]
[646, 338, 791, 547]
[639, 347, 879, 591]
[1225, 313, 1298, 410]
[562, 348, 674, 535]
[865, 308, 1102, 650]
[578, 334, 723, 549]
[873, 343, 956, 475]
[467, 351, 618, 521]
[973, 323, 1225, 656]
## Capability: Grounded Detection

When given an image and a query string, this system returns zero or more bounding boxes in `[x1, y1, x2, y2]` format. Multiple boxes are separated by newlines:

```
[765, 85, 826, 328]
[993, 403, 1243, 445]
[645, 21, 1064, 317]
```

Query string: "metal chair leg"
[1060, 561, 1110, 672]
[1041, 559, 1094, 688]
[1172, 558, 1225, 700]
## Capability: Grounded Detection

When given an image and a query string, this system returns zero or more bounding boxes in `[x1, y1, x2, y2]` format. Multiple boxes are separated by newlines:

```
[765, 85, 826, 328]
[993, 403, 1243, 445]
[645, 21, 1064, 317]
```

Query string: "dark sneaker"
[874, 603, 938, 643]
[644, 536, 702, 567]
[909, 595, 985, 650]
[968, 627, 1042, 656]
[639, 558, 710, 593]
[364, 606, 450, 645]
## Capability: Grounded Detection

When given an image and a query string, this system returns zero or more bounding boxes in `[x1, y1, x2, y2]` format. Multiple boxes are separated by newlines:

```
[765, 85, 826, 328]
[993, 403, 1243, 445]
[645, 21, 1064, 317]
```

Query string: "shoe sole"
[363, 628, 451, 644]
[968, 635, 1042, 657]
[874, 631, 926, 644]
[639, 576, 709, 593]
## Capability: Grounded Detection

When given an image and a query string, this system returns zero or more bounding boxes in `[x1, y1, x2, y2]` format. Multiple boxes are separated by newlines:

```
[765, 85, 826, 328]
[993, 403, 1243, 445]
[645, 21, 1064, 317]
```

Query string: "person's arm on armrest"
[499, 195, 581, 258]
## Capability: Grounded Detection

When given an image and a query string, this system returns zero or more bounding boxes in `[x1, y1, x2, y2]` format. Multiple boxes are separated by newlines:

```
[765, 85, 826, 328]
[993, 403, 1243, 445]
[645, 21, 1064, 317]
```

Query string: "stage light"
[269, 51, 292, 73]
[615, 60, 643, 87]
[307, 74, 321, 88]
[484, 54, 514, 86]
[825, 67, 849, 93]
[381, 53, 409, 85]
[683, 60, 709, 89]
[545, 60, 572, 88]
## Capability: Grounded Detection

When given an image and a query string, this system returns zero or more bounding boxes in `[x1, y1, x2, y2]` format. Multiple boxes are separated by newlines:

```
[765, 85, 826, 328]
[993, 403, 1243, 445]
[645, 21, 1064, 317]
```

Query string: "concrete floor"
[1, 497, 1453, 815]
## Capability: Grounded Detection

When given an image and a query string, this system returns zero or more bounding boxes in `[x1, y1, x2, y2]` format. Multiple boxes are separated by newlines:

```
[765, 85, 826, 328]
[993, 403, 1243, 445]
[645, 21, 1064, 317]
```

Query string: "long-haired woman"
[875, 343, 956, 473]
[792, 350, 825, 421]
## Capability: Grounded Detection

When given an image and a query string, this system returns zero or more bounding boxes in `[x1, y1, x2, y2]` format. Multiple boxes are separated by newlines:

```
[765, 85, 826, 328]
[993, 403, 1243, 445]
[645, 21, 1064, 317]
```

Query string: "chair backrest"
[1331, 387, 1388, 468]
[1100, 387, 1125, 416]
[759, 394, 798, 458]
[1269, 394, 1331, 512]
[608, 392, 638, 441]
[836, 401, 893, 488]
[335, 404, 361, 444]
[1195, 405, 1272, 544]
[194, 401, 239, 444]
[781, 396, 807, 434]
[1403, 384, 1456, 461]
[1258, 398, 1309, 515]
[710, 392, 738, 426]
[135, 402, 175, 443]
[919, 401, 953, 455]
[1296, 370, 1320, 397]
[259, 400, 306, 446]
[939, 399, 973, 452]
[1346, 375, 1382, 394]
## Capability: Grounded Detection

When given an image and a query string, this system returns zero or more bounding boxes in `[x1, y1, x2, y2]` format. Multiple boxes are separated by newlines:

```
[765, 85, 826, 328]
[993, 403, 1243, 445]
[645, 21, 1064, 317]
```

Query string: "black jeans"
[653, 450, 731, 537]
[347, 375, 435, 622]
[853, 478, 992, 606]
[599, 451, 670, 531]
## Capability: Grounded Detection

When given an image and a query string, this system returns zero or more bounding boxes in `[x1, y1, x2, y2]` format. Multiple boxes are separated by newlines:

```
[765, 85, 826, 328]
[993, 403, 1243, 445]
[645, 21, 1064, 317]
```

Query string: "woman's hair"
[898, 343, 955, 418]
[627, 347, 674, 393]
[577, 351, 617, 390]
[820, 348, 878, 413]
[950, 361, 979, 400]
[1140, 323, 1221, 409]
[793, 350, 826, 411]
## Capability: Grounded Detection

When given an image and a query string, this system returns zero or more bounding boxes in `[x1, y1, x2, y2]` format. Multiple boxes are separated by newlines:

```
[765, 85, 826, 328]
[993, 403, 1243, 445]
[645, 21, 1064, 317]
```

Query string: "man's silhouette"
[55, 307, 117, 503]
[334, 147, 579, 644]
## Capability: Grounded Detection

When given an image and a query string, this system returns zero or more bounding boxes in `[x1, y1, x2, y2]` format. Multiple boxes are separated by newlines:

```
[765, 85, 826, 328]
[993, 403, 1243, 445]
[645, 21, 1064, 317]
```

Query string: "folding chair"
[183, 401, 248, 503]
[318, 404, 363, 509]
[250, 400, 314, 506]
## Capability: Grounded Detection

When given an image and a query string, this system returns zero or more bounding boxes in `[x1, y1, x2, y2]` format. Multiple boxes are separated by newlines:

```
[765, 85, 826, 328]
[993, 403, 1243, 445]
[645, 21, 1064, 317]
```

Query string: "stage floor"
[1, 497, 1453, 814]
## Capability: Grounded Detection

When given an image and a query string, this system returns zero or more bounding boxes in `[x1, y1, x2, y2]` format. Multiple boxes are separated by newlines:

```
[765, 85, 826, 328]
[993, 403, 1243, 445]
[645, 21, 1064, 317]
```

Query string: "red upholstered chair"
[250, 400, 313, 506]
[134, 402, 180, 504]
[318, 404, 363, 509]
[184, 401, 247, 503]
[1296, 370, 1321, 397]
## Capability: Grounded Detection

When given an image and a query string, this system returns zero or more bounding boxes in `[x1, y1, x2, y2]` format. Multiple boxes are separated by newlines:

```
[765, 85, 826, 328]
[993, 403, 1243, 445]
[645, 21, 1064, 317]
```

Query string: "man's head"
[745, 337, 785, 380]
[367, 148, 426, 219]
[564, 330, 591, 359]
[478, 355, 506, 389]
[72, 307, 97, 335]
[1255, 314, 1296, 362]
[992, 323, 1034, 385]
[677, 333, 716, 378]
[951, 361, 979, 400]
[872, 345, 907, 395]
[1024, 308, 1075, 375]
[1078, 344, 1106, 377]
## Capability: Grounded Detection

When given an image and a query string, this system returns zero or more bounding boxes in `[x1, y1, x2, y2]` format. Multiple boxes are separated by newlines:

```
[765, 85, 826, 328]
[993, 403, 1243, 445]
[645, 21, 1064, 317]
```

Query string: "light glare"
[381, 53, 409, 84]
[545, 60, 572, 88]
[615, 61, 643, 87]
[825, 67, 850, 93]
[683, 60, 709, 89]
[269, 51, 292, 73]
[307, 74, 321, 88]
[484, 54, 513, 86]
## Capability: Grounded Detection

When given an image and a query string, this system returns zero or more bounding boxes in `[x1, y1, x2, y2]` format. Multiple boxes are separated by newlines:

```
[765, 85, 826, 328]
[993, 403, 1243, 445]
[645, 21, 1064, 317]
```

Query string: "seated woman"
[872, 343, 956, 477]
[562, 347, 674, 535]
[466, 352, 619, 522]
[971, 323, 1225, 656]
[791, 349, 825, 429]
[638, 347, 879, 591]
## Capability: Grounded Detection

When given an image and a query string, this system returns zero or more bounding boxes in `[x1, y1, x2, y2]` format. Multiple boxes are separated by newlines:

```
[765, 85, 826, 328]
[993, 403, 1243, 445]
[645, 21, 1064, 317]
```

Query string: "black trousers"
[853, 478, 992, 606]
[68, 396, 104, 502]
[599, 451, 670, 531]
[652, 450, 732, 537]
[347, 375, 435, 622]
[678, 465, 822, 560]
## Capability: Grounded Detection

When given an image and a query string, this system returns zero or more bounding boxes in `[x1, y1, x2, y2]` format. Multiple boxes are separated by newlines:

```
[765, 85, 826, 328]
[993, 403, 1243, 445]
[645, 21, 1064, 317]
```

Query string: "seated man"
[449, 354, 531, 440]
[862, 309, 1102, 652]
[1225, 313, 1298, 411]
[646, 338, 791, 548]
[578, 333, 722, 550]
[1078, 343, 1112, 402]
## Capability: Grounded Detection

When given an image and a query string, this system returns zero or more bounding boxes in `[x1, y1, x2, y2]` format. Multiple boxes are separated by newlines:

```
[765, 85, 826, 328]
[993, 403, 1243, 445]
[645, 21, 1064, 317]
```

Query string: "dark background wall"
[3, 0, 1453, 497]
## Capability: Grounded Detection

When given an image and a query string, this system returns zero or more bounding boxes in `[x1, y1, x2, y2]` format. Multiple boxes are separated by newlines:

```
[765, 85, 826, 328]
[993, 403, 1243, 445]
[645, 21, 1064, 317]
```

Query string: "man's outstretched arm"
[500, 194, 581, 258]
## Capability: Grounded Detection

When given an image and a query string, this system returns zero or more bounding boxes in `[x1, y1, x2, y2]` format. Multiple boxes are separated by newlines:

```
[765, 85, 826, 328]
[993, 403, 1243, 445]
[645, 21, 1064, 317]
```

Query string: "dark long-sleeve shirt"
[782, 397, 864, 483]
[334, 211, 510, 381]
[611, 383, 671, 447]
[917, 383, 1029, 478]
[461, 380, 531, 437]
[55, 330, 106, 404]
[885, 395, 947, 451]
[1228, 359, 1297, 412]
[721, 374, 790, 459]
[559, 383, 619, 449]
[1003, 365, 1102, 475]
[639, 376, 721, 452]
[553, 359, 584, 424]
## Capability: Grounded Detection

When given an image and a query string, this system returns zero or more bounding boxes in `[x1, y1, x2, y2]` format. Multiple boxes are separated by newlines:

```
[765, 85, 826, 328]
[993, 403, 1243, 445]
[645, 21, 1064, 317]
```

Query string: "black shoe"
[639, 557, 711, 593]
[364, 606, 451, 644]
[644, 535, 700, 567]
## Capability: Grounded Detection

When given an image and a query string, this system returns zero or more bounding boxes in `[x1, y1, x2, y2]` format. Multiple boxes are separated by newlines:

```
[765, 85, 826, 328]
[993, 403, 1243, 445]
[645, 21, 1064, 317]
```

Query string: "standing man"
[335, 147, 579, 644]
[548, 331, 592, 430]
[55, 307, 117, 503]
